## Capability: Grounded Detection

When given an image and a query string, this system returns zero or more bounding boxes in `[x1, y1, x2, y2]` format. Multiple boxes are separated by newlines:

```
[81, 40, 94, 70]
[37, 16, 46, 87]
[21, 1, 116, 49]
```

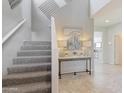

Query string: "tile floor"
[59, 63, 122, 93]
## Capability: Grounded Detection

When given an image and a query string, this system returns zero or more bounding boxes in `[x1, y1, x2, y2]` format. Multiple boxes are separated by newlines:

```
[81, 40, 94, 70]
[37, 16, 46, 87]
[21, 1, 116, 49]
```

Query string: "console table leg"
[86, 59, 88, 72]
[89, 58, 91, 75]
[74, 72, 76, 75]
[59, 61, 61, 79]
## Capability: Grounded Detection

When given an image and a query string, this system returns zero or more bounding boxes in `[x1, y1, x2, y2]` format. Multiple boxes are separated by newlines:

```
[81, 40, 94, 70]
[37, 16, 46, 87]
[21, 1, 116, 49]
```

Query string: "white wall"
[106, 23, 122, 64]
[2, 0, 31, 75]
[31, 0, 51, 41]
[21, 0, 32, 39]
[90, 0, 111, 16]
[2, 0, 23, 37]
[94, 31, 103, 63]
[55, 0, 94, 74]
[94, 23, 122, 64]
[94, 27, 108, 63]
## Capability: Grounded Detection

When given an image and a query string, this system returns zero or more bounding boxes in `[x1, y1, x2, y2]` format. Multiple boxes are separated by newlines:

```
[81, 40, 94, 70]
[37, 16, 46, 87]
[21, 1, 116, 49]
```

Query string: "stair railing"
[51, 16, 59, 93]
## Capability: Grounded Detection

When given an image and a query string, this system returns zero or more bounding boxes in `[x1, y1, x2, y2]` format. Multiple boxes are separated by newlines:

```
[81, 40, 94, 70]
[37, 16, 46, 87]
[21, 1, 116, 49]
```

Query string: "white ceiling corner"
[94, 0, 122, 28]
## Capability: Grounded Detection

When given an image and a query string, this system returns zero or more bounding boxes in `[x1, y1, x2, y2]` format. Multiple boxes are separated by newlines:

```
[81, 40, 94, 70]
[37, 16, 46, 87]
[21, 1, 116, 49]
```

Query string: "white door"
[94, 32, 103, 63]
[94, 42, 103, 62]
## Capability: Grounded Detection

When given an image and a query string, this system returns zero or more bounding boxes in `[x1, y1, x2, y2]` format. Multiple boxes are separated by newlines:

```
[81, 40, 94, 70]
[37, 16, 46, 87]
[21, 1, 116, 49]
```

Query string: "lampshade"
[58, 40, 67, 48]
[82, 40, 91, 47]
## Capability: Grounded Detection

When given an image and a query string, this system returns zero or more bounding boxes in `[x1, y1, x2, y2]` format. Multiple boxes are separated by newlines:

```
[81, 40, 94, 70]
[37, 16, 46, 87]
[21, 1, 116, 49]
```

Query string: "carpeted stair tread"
[13, 56, 51, 64]
[3, 71, 51, 87]
[12, 63, 51, 67]
[14, 56, 51, 59]
[8, 63, 51, 70]
[14, 55, 51, 58]
[3, 71, 51, 79]
[23, 41, 51, 46]
[17, 50, 51, 56]
[8, 63, 51, 74]
[3, 82, 51, 93]
[18, 50, 51, 52]
[21, 45, 51, 50]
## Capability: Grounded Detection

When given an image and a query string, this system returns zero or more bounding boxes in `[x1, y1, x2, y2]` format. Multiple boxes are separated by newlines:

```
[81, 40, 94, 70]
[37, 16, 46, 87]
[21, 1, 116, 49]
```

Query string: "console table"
[58, 56, 92, 79]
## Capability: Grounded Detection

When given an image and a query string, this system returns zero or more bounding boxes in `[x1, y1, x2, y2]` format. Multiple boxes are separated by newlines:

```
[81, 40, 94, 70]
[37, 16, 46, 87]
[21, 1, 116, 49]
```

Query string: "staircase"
[2, 41, 52, 93]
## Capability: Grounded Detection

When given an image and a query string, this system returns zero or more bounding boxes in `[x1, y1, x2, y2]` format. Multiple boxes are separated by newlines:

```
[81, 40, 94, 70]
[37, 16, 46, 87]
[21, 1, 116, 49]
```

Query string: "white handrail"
[2, 19, 26, 45]
[51, 17, 59, 93]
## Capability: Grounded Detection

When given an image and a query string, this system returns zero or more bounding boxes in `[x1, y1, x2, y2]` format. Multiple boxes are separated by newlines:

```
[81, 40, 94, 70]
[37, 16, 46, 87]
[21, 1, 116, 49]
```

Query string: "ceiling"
[54, 0, 90, 28]
[94, 0, 122, 28]
[35, 0, 90, 27]
[34, 0, 121, 28]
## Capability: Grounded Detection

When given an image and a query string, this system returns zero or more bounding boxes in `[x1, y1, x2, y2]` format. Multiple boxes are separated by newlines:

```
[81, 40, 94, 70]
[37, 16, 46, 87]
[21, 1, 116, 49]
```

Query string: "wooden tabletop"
[59, 56, 91, 61]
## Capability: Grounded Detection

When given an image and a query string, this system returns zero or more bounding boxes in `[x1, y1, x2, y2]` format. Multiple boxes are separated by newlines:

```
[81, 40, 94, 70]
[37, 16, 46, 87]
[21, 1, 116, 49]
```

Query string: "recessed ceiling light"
[105, 20, 110, 23]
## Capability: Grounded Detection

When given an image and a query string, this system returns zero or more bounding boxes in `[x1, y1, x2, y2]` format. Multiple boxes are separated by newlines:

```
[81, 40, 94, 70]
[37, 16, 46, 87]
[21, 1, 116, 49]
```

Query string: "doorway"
[94, 32, 103, 63]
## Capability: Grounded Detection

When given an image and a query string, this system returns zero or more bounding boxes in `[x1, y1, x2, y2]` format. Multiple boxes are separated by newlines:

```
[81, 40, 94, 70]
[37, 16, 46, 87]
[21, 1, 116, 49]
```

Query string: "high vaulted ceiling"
[33, 0, 121, 28]
[34, 0, 91, 28]
[54, 0, 90, 28]
[94, 0, 122, 27]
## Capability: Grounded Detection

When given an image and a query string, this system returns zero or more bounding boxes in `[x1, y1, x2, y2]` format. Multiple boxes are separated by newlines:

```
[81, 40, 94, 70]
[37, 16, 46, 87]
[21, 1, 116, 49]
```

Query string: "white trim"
[2, 19, 26, 45]
[51, 17, 59, 93]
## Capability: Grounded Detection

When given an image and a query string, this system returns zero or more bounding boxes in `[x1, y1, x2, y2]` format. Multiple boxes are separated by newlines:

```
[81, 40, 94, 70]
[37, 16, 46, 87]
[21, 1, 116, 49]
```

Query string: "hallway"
[59, 63, 122, 93]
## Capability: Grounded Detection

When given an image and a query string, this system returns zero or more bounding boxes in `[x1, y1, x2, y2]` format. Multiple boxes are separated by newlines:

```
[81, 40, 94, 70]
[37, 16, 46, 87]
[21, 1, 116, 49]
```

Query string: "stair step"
[13, 56, 51, 64]
[23, 41, 51, 46]
[17, 50, 51, 57]
[3, 80, 51, 92]
[3, 41, 52, 92]
[21, 45, 51, 50]
[3, 71, 51, 87]
[8, 63, 51, 74]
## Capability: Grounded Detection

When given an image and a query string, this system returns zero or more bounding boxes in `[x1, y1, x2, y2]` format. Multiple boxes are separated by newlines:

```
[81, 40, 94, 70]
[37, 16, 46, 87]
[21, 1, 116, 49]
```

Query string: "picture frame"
[64, 27, 82, 50]
[8, 0, 22, 9]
